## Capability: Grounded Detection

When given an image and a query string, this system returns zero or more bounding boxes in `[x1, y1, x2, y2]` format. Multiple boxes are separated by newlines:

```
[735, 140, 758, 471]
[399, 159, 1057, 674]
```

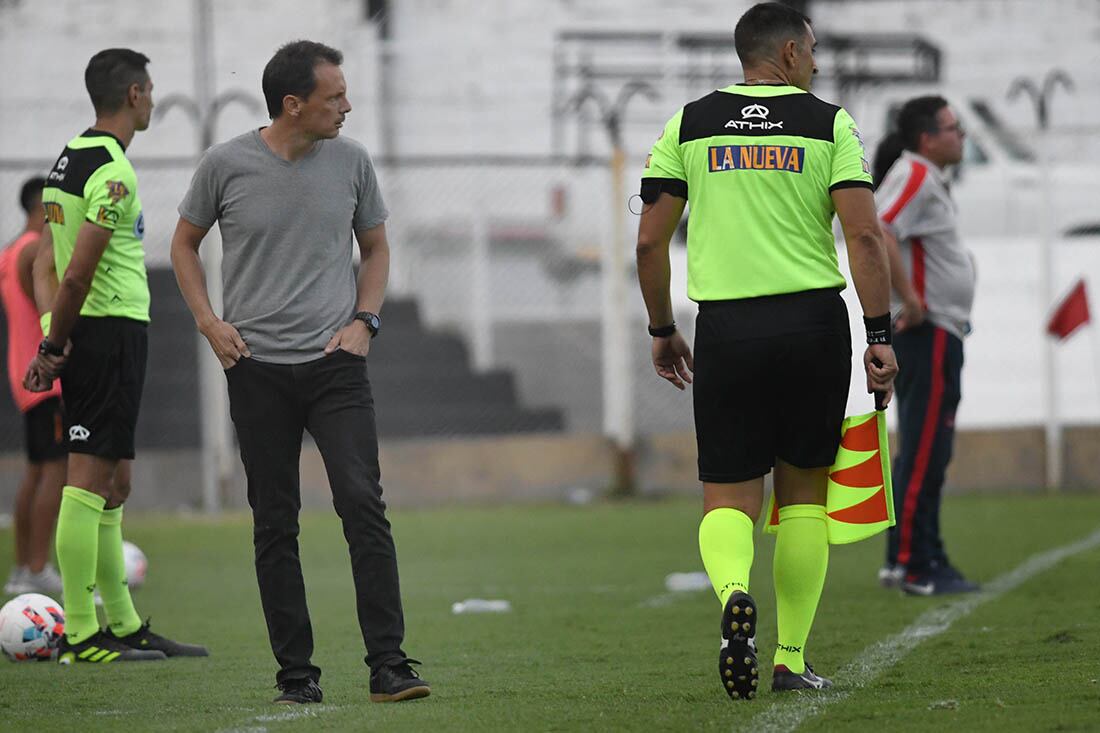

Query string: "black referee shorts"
[24, 396, 66, 463]
[692, 288, 852, 483]
[61, 316, 148, 460]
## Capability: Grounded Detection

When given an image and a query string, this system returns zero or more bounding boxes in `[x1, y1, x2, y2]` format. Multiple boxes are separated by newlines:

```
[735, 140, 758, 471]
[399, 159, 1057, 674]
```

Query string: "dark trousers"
[226, 350, 406, 683]
[885, 322, 964, 575]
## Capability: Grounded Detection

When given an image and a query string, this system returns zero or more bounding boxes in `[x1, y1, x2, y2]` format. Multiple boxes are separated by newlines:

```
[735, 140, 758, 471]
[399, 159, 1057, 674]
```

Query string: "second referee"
[635, 2, 897, 699]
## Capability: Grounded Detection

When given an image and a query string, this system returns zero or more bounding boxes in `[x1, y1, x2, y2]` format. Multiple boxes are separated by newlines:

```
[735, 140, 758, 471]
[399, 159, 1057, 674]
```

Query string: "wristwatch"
[353, 311, 381, 338]
[38, 338, 64, 357]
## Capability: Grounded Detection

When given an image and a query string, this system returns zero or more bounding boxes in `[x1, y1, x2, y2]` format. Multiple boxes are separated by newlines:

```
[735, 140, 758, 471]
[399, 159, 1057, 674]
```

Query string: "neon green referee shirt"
[642, 84, 872, 302]
[41, 129, 150, 322]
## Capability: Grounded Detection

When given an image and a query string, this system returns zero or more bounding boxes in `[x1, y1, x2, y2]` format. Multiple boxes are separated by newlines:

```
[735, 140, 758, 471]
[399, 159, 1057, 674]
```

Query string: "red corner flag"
[1047, 279, 1091, 340]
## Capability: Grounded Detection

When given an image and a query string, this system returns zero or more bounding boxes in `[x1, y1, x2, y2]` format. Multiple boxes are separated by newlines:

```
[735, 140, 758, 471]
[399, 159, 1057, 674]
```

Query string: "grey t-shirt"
[178, 129, 388, 363]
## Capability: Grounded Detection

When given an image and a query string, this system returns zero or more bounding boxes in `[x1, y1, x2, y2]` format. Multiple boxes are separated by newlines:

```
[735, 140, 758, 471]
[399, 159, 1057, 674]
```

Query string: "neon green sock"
[97, 506, 142, 637]
[773, 504, 828, 674]
[699, 507, 755, 605]
[56, 486, 106, 644]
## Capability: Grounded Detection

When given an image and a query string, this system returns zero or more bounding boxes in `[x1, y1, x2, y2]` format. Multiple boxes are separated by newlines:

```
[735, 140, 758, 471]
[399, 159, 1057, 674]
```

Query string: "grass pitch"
[0, 493, 1098, 732]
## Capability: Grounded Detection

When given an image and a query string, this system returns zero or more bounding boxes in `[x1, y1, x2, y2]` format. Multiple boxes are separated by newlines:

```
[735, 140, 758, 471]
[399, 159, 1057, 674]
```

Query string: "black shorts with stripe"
[24, 396, 66, 463]
[61, 316, 147, 460]
[692, 288, 852, 482]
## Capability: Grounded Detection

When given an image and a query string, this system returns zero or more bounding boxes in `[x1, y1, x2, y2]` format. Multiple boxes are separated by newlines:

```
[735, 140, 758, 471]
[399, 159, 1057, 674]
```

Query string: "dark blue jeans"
[226, 350, 406, 684]
[885, 322, 964, 575]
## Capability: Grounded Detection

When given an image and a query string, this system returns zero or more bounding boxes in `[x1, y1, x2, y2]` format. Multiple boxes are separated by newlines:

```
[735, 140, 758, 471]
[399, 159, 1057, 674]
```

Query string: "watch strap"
[354, 311, 380, 338]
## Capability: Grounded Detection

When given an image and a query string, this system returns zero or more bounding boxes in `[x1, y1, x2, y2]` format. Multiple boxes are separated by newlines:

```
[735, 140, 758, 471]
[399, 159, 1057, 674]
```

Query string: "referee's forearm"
[636, 242, 674, 327]
[32, 238, 58, 316]
[846, 231, 891, 317]
[47, 277, 90, 346]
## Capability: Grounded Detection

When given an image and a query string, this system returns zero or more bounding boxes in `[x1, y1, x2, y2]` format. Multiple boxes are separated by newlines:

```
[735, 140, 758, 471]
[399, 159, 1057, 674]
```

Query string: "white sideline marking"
[750, 526, 1100, 732]
[217, 704, 336, 733]
[251, 708, 322, 722]
[638, 592, 686, 608]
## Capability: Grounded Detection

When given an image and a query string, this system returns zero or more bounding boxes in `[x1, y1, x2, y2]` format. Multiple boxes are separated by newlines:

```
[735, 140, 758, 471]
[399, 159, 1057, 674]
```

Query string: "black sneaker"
[718, 591, 759, 701]
[105, 618, 209, 657]
[901, 567, 980, 596]
[940, 565, 980, 591]
[273, 678, 323, 705]
[369, 658, 431, 702]
[878, 564, 904, 589]
[56, 630, 167, 664]
[772, 662, 832, 691]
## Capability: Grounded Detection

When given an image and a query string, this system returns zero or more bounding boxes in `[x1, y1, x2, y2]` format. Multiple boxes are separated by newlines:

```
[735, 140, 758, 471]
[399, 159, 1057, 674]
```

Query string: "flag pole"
[1038, 130, 1061, 491]
[1088, 280, 1100, 445]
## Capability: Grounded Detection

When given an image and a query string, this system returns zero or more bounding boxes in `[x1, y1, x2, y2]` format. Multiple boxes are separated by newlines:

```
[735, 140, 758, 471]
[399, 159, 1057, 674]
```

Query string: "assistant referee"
[636, 3, 897, 699]
[26, 48, 206, 663]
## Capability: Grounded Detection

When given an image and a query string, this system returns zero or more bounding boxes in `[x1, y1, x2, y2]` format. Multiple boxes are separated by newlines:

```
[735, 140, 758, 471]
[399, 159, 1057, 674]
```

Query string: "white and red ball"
[0, 593, 65, 661]
[123, 541, 148, 589]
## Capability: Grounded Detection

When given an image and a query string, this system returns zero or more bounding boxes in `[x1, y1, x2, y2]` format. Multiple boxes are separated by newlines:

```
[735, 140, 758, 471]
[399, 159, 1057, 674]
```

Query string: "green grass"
[0, 494, 1098, 731]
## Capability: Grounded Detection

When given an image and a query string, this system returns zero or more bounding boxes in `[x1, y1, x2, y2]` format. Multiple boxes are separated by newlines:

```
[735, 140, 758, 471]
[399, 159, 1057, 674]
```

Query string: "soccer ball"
[123, 541, 148, 589]
[0, 593, 65, 661]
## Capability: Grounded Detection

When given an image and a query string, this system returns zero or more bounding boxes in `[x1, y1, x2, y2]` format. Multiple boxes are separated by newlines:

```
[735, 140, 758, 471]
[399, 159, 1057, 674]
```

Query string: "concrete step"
[375, 405, 564, 438]
[371, 370, 518, 405]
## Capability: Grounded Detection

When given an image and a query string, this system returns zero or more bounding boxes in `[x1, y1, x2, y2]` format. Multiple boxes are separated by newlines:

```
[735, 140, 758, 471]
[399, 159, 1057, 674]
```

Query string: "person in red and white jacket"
[872, 96, 978, 596]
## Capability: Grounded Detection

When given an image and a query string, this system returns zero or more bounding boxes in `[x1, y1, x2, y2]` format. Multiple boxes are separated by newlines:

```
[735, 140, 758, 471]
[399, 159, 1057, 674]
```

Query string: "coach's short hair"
[262, 41, 344, 119]
[19, 176, 46, 214]
[85, 49, 150, 115]
[898, 96, 950, 152]
[734, 2, 813, 68]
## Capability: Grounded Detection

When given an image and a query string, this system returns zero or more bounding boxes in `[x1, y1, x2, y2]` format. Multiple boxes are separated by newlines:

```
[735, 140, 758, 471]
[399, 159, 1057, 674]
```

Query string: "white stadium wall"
[0, 0, 1098, 451]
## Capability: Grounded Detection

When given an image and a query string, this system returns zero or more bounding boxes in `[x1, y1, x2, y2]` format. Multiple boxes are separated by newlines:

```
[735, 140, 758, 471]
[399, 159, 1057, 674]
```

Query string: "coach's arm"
[170, 217, 250, 369]
[880, 225, 925, 331]
[322, 223, 390, 359]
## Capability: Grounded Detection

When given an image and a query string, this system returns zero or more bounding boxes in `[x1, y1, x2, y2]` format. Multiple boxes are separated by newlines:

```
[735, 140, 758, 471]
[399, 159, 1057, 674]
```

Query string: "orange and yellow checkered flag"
[764, 399, 894, 544]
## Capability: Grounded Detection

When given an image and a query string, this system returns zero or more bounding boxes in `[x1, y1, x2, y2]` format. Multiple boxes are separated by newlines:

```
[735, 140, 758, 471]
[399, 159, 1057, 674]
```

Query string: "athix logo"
[777, 643, 802, 653]
[48, 156, 69, 183]
[69, 425, 91, 442]
[726, 104, 784, 131]
[720, 581, 747, 595]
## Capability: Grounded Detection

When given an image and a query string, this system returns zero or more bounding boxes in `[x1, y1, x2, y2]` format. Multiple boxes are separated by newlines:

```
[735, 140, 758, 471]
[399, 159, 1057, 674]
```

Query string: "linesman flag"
[1047, 278, 1090, 340]
[765, 394, 895, 544]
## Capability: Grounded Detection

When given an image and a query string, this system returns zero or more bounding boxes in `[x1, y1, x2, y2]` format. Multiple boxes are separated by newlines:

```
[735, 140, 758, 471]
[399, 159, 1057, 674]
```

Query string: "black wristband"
[648, 322, 677, 338]
[864, 314, 892, 345]
[38, 338, 64, 357]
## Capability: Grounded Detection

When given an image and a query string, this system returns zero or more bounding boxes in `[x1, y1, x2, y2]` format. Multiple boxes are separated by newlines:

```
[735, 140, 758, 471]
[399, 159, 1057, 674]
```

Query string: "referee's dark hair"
[734, 2, 812, 67]
[897, 96, 950, 152]
[263, 40, 344, 119]
[19, 176, 46, 214]
[85, 49, 150, 115]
